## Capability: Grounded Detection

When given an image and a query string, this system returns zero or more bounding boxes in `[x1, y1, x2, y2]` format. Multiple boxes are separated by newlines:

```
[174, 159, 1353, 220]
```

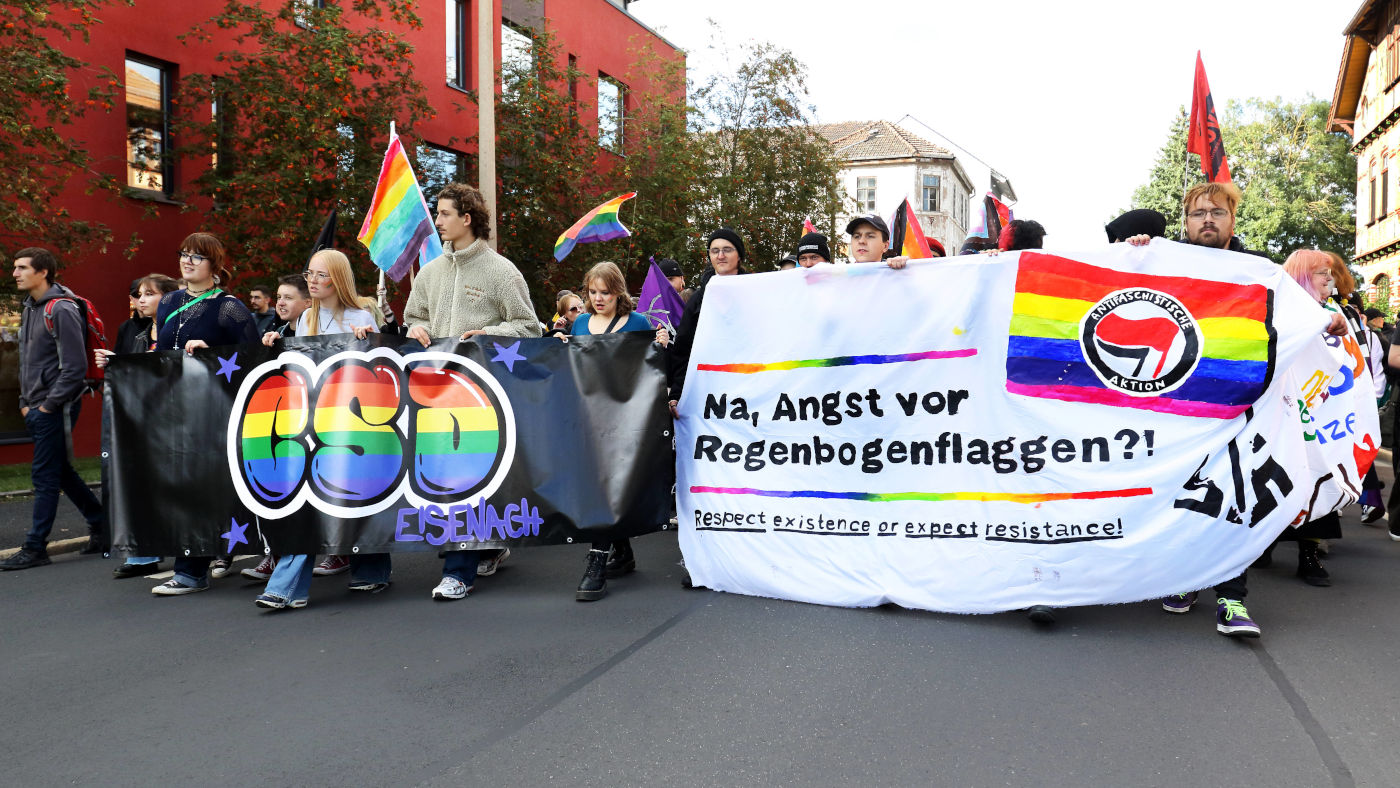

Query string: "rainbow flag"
[357, 133, 443, 282]
[553, 192, 636, 262]
[1005, 252, 1276, 419]
[889, 198, 933, 259]
[802, 218, 817, 234]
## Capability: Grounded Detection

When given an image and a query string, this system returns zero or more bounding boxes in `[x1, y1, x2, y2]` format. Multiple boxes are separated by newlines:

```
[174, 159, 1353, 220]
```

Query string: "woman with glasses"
[546, 291, 584, 339]
[251, 249, 376, 610]
[149, 232, 260, 596]
[570, 262, 669, 601]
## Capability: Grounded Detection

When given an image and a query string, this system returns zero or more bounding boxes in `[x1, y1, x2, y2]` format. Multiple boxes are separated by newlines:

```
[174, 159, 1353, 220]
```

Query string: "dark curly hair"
[436, 182, 492, 242]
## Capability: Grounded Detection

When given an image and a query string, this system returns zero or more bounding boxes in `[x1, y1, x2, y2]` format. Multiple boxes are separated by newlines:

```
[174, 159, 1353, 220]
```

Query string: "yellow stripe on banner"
[1008, 313, 1079, 341]
[312, 405, 402, 433]
[1203, 336, 1269, 362]
[1198, 316, 1269, 342]
[1012, 292, 1093, 325]
[241, 409, 309, 439]
[415, 407, 498, 434]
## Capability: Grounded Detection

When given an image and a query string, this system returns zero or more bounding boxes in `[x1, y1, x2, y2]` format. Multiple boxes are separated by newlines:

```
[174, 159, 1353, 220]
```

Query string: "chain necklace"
[172, 288, 218, 348]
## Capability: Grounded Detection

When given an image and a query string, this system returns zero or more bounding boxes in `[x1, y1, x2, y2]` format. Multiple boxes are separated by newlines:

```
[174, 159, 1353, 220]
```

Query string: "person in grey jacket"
[0, 247, 106, 570]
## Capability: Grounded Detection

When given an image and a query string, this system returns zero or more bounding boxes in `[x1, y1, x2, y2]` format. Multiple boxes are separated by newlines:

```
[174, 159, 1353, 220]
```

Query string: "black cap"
[656, 258, 683, 278]
[845, 214, 889, 241]
[1364, 307, 1386, 321]
[795, 232, 831, 262]
[707, 227, 746, 261]
[778, 254, 799, 269]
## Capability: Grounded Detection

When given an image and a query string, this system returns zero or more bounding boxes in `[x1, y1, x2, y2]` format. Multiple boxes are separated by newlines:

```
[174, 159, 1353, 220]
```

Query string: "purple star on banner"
[216, 353, 240, 382]
[491, 341, 526, 372]
[222, 518, 249, 552]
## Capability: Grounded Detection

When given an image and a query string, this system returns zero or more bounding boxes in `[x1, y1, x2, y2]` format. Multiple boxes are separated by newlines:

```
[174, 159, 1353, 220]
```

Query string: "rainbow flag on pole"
[357, 129, 443, 282]
[553, 192, 637, 262]
[1005, 252, 1275, 419]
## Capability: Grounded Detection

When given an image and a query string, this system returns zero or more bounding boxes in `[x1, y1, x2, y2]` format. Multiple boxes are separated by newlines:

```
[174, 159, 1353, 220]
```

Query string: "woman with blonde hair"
[254, 248, 377, 609]
[570, 261, 668, 601]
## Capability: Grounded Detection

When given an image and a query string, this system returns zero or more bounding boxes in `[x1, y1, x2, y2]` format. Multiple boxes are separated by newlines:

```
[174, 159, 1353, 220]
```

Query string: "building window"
[922, 174, 940, 212]
[125, 55, 173, 196]
[598, 75, 625, 153]
[1371, 177, 1378, 225]
[446, 0, 467, 86]
[856, 177, 876, 212]
[1384, 169, 1391, 218]
[502, 20, 534, 98]
[294, 0, 325, 29]
[416, 144, 465, 205]
[1376, 274, 1393, 311]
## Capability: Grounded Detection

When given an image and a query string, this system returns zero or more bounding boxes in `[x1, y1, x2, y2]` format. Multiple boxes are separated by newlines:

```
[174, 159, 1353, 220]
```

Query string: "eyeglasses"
[302, 270, 333, 281]
[709, 246, 737, 256]
[567, 305, 582, 313]
[179, 252, 210, 263]
[1186, 209, 1230, 221]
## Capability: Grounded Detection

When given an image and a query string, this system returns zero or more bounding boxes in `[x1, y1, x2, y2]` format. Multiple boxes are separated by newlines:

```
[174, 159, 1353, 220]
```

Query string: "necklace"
[172, 288, 221, 347]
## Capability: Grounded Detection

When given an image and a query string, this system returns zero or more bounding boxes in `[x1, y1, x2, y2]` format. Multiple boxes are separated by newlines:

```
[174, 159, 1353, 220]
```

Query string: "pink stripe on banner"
[1005, 381, 1248, 420]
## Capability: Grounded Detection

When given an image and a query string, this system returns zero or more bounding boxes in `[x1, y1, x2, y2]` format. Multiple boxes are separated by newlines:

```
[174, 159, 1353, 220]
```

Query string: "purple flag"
[637, 259, 686, 333]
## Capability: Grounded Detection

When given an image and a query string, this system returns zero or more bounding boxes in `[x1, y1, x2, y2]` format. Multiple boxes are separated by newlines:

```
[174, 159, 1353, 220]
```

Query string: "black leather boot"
[576, 549, 608, 601]
[605, 538, 635, 578]
[1296, 541, 1330, 587]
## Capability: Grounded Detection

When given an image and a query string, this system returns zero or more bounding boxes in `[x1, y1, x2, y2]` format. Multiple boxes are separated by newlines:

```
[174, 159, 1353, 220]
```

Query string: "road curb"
[0, 535, 91, 561]
[0, 481, 101, 499]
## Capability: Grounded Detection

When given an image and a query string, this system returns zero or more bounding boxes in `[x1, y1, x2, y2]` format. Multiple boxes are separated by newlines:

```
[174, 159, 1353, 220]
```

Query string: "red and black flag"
[1187, 51, 1231, 184]
[889, 198, 933, 259]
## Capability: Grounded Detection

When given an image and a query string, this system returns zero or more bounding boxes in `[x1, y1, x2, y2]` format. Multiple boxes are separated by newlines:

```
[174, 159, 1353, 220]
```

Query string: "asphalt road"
[2, 489, 1399, 786]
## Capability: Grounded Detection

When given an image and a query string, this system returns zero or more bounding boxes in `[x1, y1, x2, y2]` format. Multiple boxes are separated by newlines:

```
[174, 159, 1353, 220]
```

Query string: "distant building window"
[446, 0, 467, 86]
[1376, 274, 1392, 310]
[1384, 169, 1391, 218]
[857, 176, 876, 212]
[1371, 177, 1378, 225]
[417, 144, 465, 204]
[125, 55, 173, 196]
[598, 75, 625, 153]
[294, 0, 325, 29]
[922, 174, 941, 212]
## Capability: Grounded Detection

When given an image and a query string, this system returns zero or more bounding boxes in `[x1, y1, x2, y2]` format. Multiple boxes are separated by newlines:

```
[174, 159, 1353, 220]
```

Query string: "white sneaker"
[476, 548, 510, 577]
[209, 558, 233, 579]
[431, 576, 471, 601]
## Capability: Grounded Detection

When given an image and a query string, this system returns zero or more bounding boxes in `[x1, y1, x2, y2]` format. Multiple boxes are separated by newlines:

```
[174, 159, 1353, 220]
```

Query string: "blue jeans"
[349, 551, 481, 585]
[24, 403, 104, 552]
[265, 554, 312, 602]
[173, 556, 212, 584]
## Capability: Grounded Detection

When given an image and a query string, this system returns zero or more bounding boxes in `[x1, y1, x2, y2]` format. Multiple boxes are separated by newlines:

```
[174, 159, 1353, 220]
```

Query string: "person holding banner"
[251, 249, 377, 609]
[150, 232, 260, 596]
[99, 273, 179, 579]
[844, 215, 909, 268]
[571, 262, 669, 601]
[669, 228, 749, 419]
[378, 182, 540, 601]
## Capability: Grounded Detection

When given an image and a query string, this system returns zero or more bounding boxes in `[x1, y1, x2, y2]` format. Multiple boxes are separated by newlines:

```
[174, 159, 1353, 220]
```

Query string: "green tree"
[175, 0, 432, 287]
[1129, 98, 1356, 262]
[691, 38, 845, 270]
[0, 1, 126, 262]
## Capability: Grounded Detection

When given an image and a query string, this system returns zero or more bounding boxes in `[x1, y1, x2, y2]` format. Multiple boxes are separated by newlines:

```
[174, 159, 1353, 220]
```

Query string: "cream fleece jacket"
[404, 238, 541, 339]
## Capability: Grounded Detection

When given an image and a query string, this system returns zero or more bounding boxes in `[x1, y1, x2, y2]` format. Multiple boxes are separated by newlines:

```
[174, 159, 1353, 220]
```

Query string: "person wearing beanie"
[795, 232, 831, 267]
[1105, 209, 1167, 243]
[778, 254, 798, 271]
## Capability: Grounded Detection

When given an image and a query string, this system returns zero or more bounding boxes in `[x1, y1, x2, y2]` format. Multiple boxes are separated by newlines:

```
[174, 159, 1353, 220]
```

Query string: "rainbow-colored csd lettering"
[230, 350, 513, 518]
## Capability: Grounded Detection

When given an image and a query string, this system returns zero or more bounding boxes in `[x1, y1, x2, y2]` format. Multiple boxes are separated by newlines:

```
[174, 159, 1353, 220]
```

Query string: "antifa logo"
[1080, 288, 1201, 396]
[227, 349, 516, 519]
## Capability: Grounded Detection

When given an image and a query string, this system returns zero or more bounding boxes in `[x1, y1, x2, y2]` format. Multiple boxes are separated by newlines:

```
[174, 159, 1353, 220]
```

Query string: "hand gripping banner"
[674, 242, 1377, 613]
[107, 333, 673, 557]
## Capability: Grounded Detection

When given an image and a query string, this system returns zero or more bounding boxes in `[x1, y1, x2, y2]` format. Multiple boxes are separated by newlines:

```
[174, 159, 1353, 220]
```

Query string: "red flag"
[1187, 52, 1231, 183]
[889, 198, 933, 259]
[802, 218, 817, 234]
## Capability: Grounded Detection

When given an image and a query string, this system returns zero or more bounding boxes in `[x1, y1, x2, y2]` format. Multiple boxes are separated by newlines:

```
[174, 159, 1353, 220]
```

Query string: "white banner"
[675, 242, 1378, 613]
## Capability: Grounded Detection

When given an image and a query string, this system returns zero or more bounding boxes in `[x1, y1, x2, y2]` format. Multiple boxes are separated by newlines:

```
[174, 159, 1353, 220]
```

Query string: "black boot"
[1251, 542, 1275, 569]
[576, 549, 608, 601]
[605, 538, 635, 578]
[1296, 541, 1331, 587]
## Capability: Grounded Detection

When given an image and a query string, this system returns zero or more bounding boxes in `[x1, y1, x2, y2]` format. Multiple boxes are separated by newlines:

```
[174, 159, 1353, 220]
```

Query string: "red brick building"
[7, 0, 681, 461]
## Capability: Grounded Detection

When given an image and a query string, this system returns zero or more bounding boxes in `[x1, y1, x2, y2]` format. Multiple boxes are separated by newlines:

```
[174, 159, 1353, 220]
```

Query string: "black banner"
[107, 332, 674, 556]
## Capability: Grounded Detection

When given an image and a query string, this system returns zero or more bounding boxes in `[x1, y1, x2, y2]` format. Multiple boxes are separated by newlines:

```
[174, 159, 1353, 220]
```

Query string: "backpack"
[43, 289, 108, 393]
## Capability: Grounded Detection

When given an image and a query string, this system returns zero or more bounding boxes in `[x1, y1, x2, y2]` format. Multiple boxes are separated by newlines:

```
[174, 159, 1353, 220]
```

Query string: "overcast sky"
[628, 0, 1359, 250]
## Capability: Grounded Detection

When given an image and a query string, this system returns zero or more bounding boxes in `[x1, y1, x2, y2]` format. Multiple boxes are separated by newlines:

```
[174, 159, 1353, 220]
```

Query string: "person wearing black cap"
[1105, 209, 1167, 243]
[795, 232, 831, 268]
[777, 254, 798, 271]
[656, 257, 689, 300]
[844, 214, 909, 268]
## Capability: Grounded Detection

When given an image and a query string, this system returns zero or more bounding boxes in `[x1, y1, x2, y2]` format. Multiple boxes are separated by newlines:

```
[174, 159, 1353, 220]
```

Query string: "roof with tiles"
[812, 120, 955, 162]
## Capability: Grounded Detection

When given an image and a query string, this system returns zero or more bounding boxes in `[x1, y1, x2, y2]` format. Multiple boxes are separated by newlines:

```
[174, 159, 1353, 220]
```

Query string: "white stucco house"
[813, 120, 977, 256]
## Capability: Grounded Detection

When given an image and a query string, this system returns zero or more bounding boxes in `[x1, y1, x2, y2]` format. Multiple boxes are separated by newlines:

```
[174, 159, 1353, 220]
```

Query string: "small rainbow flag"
[1006, 252, 1276, 419]
[553, 192, 636, 262]
[890, 198, 933, 259]
[357, 131, 443, 282]
[802, 218, 817, 234]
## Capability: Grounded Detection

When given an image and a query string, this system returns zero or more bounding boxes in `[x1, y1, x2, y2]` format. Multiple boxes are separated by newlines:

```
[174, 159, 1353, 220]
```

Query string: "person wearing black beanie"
[707, 228, 745, 263]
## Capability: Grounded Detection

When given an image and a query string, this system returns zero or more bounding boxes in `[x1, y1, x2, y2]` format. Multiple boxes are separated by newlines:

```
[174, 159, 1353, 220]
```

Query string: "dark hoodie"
[19, 283, 88, 412]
